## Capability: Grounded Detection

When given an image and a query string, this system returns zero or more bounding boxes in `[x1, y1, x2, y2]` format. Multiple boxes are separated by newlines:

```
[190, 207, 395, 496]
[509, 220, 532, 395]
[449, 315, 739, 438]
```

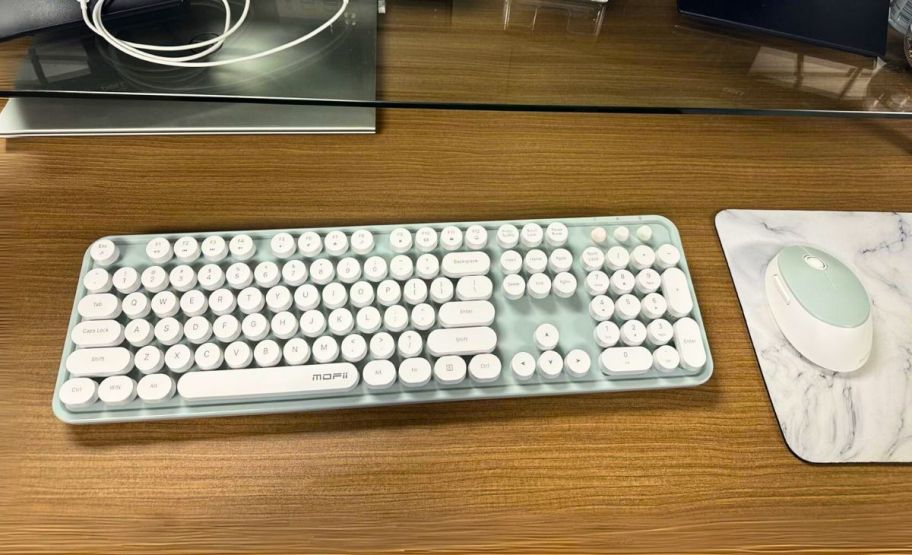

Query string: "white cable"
[78, 0, 349, 68]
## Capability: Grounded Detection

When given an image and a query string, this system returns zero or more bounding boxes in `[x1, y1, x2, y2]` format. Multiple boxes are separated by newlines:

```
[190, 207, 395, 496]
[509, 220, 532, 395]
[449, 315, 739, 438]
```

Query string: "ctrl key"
[59, 377, 99, 409]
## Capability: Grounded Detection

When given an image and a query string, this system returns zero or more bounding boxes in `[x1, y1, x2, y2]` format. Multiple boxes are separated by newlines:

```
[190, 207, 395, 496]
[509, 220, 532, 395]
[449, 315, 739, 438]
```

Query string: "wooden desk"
[2, 108, 912, 554]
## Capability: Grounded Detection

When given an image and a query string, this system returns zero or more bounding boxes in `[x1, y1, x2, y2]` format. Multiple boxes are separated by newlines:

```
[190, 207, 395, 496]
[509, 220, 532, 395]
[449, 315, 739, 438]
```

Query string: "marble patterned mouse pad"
[716, 210, 912, 463]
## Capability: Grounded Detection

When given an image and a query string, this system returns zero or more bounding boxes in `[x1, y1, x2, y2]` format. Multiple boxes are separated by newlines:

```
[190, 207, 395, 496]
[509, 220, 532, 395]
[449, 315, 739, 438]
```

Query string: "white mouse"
[765, 245, 873, 373]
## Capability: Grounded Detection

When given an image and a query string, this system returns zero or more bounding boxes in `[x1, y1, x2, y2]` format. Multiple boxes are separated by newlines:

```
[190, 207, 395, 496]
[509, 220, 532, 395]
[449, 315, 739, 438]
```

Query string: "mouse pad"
[716, 210, 912, 463]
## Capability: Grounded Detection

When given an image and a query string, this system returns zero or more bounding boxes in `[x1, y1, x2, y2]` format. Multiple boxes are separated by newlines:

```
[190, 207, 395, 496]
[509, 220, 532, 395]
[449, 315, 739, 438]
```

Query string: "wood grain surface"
[2, 108, 912, 554]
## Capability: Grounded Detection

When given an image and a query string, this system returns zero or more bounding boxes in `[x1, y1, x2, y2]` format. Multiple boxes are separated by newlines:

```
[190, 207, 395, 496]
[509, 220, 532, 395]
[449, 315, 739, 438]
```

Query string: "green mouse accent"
[777, 245, 870, 328]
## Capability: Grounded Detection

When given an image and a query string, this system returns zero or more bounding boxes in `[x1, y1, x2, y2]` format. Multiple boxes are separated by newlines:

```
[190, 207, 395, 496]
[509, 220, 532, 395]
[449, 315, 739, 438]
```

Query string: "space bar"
[177, 364, 359, 402]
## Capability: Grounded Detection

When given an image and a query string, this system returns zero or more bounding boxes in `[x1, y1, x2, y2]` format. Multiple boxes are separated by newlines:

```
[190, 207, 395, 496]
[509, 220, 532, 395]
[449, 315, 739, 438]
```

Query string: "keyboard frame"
[53, 216, 714, 424]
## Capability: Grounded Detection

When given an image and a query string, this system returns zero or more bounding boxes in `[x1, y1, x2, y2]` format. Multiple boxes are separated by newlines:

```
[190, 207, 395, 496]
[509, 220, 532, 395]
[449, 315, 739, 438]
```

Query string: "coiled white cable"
[77, 0, 349, 68]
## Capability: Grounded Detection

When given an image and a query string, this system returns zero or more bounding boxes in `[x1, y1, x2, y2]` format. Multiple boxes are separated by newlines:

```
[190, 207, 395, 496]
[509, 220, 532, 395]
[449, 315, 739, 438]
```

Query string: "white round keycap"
[440, 226, 463, 251]
[646, 319, 673, 346]
[297, 232, 322, 257]
[341, 335, 368, 362]
[635, 268, 661, 294]
[511, 352, 536, 380]
[581, 247, 605, 272]
[370, 332, 395, 359]
[324, 231, 348, 256]
[594, 321, 620, 347]
[137, 373, 175, 402]
[545, 222, 569, 247]
[399, 358, 432, 387]
[226, 263, 253, 289]
[538, 351, 563, 379]
[565, 350, 591, 377]
[266, 286, 293, 312]
[534, 323, 560, 350]
[174, 236, 200, 263]
[349, 281, 375, 308]
[350, 229, 374, 255]
[283, 338, 310, 365]
[464, 225, 488, 250]
[113, 267, 140, 294]
[613, 226, 630, 243]
[141, 266, 168, 293]
[615, 294, 641, 321]
[411, 303, 436, 330]
[254, 261, 280, 288]
[605, 246, 630, 271]
[589, 295, 614, 321]
[328, 308, 355, 335]
[356, 306, 382, 333]
[641, 293, 668, 320]
[336, 257, 361, 283]
[403, 278, 428, 305]
[169, 265, 197, 292]
[610, 270, 636, 296]
[237, 287, 264, 314]
[122, 292, 150, 319]
[551, 272, 577, 298]
[294, 284, 320, 311]
[241, 313, 269, 341]
[312, 336, 340, 363]
[469, 354, 501, 383]
[363, 256, 388, 282]
[83, 268, 112, 293]
[270, 232, 296, 258]
[213, 314, 241, 343]
[90, 239, 119, 266]
[145, 237, 172, 264]
[456, 276, 493, 301]
[225, 341, 253, 368]
[500, 250, 523, 274]
[590, 227, 608, 245]
[523, 249, 548, 274]
[180, 290, 208, 317]
[653, 345, 680, 372]
[229, 234, 256, 260]
[198, 264, 225, 291]
[98, 375, 136, 405]
[201, 235, 228, 262]
[271, 311, 298, 339]
[254, 340, 282, 367]
[636, 225, 653, 243]
[282, 260, 309, 286]
[585, 271, 610, 296]
[310, 259, 334, 285]
[389, 228, 412, 253]
[195, 343, 223, 370]
[430, 277, 454, 303]
[397, 330, 423, 358]
[520, 223, 543, 248]
[59, 377, 98, 409]
[184, 316, 212, 344]
[630, 245, 656, 271]
[389, 255, 414, 281]
[125, 319, 153, 347]
[383, 305, 409, 332]
[364, 360, 397, 389]
[620, 320, 647, 346]
[299, 310, 326, 337]
[415, 227, 438, 251]
[135, 345, 164, 374]
[321, 283, 348, 310]
[502, 274, 526, 300]
[548, 249, 573, 273]
[527, 273, 551, 299]
[434, 356, 466, 385]
[377, 280, 402, 306]
[165, 345, 193, 373]
[655, 244, 681, 270]
[497, 224, 520, 248]
[415, 254, 440, 279]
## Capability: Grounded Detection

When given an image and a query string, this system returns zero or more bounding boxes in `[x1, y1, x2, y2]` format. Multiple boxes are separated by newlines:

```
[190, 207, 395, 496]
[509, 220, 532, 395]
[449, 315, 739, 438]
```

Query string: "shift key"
[427, 327, 497, 357]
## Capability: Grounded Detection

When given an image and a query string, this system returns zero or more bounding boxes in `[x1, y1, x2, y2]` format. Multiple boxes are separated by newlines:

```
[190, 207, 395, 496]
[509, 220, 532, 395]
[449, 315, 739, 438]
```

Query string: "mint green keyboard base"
[53, 216, 713, 424]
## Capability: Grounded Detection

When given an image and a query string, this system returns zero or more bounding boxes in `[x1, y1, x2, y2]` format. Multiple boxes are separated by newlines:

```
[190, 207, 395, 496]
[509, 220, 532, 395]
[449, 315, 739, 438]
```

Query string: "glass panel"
[1, 0, 911, 116]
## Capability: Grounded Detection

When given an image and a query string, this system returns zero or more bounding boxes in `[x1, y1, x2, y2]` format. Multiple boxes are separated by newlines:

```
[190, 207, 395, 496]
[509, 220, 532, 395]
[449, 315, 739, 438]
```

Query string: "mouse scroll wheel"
[802, 255, 828, 271]
[773, 274, 792, 305]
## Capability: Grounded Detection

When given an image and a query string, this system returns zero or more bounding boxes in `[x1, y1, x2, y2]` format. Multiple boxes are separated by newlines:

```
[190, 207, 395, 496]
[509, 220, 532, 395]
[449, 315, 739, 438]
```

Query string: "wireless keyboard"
[53, 216, 713, 424]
